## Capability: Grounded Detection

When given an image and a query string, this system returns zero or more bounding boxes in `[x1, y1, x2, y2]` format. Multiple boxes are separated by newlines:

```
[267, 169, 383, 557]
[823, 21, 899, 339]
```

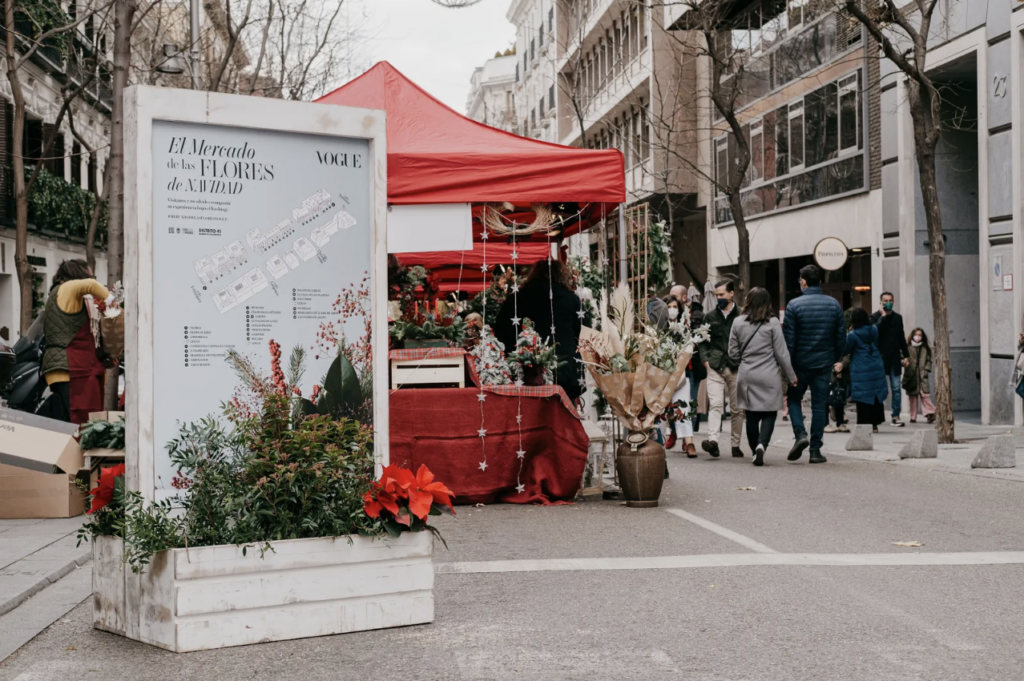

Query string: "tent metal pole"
[618, 204, 627, 286]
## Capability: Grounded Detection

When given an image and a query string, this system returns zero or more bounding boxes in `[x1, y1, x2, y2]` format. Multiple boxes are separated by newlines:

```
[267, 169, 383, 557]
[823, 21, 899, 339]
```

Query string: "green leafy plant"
[298, 352, 371, 423]
[78, 418, 126, 451]
[388, 316, 466, 347]
[24, 165, 109, 243]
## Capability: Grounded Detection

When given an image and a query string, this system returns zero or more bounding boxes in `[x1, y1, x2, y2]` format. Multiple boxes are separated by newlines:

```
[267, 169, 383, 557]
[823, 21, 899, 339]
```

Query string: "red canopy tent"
[316, 63, 624, 505]
[315, 61, 625, 217]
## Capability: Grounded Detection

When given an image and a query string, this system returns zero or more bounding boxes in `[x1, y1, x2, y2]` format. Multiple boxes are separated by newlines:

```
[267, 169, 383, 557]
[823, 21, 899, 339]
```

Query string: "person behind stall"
[463, 312, 483, 352]
[37, 259, 116, 424]
[495, 259, 583, 401]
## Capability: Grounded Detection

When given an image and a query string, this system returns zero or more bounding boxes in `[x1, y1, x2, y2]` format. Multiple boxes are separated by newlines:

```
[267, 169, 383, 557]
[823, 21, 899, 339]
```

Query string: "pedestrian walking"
[903, 327, 936, 423]
[839, 307, 888, 431]
[869, 292, 910, 427]
[662, 296, 697, 457]
[697, 280, 744, 458]
[728, 287, 798, 467]
[782, 264, 846, 464]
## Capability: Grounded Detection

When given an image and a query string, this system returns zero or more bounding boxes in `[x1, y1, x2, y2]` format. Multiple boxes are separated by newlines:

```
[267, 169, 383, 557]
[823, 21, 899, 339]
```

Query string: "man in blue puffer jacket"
[782, 264, 846, 464]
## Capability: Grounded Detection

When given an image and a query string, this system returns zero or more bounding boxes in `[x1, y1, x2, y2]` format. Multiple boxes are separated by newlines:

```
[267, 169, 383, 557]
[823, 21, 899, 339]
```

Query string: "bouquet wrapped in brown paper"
[580, 284, 709, 433]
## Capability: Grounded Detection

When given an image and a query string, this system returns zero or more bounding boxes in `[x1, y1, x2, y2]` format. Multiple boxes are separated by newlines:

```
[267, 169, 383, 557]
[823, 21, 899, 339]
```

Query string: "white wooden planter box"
[92, 532, 433, 652]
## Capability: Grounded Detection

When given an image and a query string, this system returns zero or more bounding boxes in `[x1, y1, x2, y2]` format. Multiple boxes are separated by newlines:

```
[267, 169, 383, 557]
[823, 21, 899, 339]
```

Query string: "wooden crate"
[390, 355, 465, 389]
[93, 532, 434, 652]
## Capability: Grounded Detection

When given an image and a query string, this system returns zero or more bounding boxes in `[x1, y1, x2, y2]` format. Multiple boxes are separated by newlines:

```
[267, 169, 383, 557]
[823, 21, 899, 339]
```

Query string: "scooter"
[0, 315, 47, 413]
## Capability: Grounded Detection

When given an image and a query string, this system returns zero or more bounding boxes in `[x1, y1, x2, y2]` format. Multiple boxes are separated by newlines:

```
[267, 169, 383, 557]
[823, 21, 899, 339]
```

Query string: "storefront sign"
[813, 237, 849, 271]
[126, 86, 387, 500]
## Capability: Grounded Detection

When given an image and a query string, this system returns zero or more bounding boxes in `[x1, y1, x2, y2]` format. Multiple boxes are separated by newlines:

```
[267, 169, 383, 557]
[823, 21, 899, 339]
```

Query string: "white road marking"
[435, 551, 1024, 574]
[664, 508, 777, 553]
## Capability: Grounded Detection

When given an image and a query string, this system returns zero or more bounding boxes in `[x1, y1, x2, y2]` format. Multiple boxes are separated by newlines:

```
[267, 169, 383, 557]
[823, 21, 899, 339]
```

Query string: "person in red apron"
[37, 259, 115, 424]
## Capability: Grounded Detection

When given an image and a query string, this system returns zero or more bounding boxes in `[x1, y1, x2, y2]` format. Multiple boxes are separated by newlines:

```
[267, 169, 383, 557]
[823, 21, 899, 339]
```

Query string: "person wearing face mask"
[782, 264, 846, 464]
[868, 292, 910, 427]
[902, 327, 935, 423]
[696, 280, 744, 458]
[661, 296, 697, 457]
[671, 284, 706, 433]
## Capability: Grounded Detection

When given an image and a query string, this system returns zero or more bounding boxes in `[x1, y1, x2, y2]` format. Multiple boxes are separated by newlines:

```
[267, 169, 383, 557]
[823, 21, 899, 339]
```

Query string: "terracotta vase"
[615, 432, 666, 508]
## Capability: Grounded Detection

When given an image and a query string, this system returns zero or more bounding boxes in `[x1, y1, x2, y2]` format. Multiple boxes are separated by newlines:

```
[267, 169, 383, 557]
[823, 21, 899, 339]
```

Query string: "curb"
[824, 447, 1024, 483]
[0, 551, 92, 618]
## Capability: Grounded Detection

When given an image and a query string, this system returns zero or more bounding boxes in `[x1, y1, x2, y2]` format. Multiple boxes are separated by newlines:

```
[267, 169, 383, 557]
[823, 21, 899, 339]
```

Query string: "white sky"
[353, 0, 517, 114]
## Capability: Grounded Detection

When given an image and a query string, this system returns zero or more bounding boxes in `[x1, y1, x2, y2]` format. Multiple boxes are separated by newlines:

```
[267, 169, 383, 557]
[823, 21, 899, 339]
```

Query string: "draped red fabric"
[315, 62, 625, 212]
[389, 388, 587, 505]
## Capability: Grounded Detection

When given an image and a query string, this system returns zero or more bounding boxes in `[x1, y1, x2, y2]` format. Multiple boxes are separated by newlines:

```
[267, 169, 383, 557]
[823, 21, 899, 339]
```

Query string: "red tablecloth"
[389, 387, 588, 505]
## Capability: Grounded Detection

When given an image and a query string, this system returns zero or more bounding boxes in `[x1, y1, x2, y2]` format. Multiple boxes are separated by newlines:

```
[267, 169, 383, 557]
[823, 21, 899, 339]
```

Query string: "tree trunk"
[6, 0, 32, 334]
[908, 86, 954, 443]
[86, 157, 112, 271]
[104, 0, 135, 410]
[728, 193, 750, 305]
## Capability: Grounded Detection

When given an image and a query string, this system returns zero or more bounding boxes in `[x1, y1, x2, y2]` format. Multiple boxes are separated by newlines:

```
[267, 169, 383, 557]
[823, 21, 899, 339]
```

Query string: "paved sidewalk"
[0, 517, 89, 617]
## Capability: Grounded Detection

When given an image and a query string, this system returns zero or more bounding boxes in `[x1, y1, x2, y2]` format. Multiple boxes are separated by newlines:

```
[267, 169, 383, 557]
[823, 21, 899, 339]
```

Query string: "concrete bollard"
[898, 429, 938, 459]
[845, 425, 874, 451]
[971, 434, 1017, 468]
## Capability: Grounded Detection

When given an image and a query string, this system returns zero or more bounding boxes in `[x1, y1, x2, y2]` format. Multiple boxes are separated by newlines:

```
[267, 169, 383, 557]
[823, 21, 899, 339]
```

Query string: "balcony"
[560, 47, 651, 147]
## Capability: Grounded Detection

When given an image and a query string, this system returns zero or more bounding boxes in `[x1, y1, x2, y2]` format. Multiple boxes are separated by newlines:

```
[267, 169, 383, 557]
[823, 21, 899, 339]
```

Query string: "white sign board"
[813, 237, 849, 271]
[387, 203, 472, 253]
[125, 86, 387, 500]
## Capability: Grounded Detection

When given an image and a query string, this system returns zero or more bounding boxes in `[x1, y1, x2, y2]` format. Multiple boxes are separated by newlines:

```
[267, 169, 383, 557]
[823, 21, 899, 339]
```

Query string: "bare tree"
[839, 0, 953, 441]
[4, 0, 115, 332]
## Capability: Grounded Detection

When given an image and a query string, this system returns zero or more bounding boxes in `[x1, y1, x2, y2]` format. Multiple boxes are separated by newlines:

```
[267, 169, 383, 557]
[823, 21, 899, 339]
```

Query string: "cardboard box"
[88, 411, 125, 423]
[0, 408, 85, 518]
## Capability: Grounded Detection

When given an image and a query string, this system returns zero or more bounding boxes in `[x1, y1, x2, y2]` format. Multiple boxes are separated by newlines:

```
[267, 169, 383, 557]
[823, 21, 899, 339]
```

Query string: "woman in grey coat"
[728, 287, 798, 466]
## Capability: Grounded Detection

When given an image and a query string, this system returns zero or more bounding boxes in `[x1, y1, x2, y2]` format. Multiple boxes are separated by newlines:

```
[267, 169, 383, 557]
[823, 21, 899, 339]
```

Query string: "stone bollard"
[845, 424, 874, 451]
[971, 434, 1017, 468]
[898, 429, 938, 459]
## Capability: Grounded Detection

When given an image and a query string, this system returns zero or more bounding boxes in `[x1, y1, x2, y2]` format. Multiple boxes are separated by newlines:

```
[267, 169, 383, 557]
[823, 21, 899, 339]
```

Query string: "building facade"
[467, 53, 518, 132]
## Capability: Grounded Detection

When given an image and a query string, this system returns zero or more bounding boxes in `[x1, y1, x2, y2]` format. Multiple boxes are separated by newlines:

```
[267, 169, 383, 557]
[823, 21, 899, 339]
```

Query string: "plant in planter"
[80, 340, 450, 652]
[579, 284, 709, 507]
[506, 319, 562, 386]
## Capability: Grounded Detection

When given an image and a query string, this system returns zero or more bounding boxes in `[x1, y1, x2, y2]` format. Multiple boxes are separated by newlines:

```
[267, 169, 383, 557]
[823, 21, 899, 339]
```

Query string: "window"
[548, 85, 555, 109]
[71, 141, 81, 187]
[549, 7, 554, 32]
[539, 23, 544, 46]
[788, 0, 809, 28]
[540, 97, 545, 118]
[837, 73, 858, 152]
[774, 106, 789, 176]
[614, 21, 622, 70]
[788, 100, 804, 170]
[716, 137, 729, 192]
[530, 39, 535, 61]
[531, 108, 536, 128]
[749, 120, 764, 182]
[515, 63, 519, 82]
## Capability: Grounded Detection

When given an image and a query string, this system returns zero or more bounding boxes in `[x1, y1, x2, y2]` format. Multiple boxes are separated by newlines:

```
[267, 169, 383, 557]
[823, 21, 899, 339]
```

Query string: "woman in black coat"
[495, 260, 583, 401]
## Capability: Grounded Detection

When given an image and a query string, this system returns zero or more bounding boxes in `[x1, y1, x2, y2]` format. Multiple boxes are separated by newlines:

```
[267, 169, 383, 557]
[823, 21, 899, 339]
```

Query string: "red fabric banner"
[389, 387, 588, 505]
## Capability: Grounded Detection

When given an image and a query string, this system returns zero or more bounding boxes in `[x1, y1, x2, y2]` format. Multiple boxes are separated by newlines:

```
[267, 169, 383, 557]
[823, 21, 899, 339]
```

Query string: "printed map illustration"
[193, 188, 358, 313]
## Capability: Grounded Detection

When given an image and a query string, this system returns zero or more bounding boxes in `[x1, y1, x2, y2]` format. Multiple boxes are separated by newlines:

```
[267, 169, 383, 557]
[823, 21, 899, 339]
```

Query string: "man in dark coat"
[782, 264, 846, 464]
[868, 292, 910, 427]
[697, 280, 743, 458]
[495, 260, 583, 401]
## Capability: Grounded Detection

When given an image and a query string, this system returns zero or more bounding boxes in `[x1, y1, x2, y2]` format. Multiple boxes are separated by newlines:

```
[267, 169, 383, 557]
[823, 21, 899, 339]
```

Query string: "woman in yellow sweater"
[37, 259, 115, 423]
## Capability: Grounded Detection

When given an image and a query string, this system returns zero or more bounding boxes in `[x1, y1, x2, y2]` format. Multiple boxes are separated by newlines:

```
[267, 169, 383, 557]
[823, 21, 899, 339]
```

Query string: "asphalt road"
[2, 448, 1023, 680]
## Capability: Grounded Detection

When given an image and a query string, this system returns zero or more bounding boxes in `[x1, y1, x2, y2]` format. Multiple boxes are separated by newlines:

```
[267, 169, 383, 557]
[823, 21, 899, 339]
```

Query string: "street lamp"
[155, 44, 185, 75]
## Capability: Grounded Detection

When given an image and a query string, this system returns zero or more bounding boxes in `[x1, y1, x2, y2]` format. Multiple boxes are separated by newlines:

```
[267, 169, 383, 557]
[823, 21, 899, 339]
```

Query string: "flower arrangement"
[507, 318, 562, 385]
[580, 284, 710, 432]
[469, 324, 513, 385]
[363, 464, 455, 542]
[388, 313, 467, 347]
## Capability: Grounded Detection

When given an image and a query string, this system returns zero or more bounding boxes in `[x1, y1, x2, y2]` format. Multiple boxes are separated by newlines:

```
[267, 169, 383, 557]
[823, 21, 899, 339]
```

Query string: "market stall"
[317, 62, 625, 504]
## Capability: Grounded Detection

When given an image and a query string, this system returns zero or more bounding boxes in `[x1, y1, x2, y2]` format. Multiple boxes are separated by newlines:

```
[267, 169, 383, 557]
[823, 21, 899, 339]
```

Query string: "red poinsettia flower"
[414, 464, 455, 516]
[88, 463, 125, 514]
